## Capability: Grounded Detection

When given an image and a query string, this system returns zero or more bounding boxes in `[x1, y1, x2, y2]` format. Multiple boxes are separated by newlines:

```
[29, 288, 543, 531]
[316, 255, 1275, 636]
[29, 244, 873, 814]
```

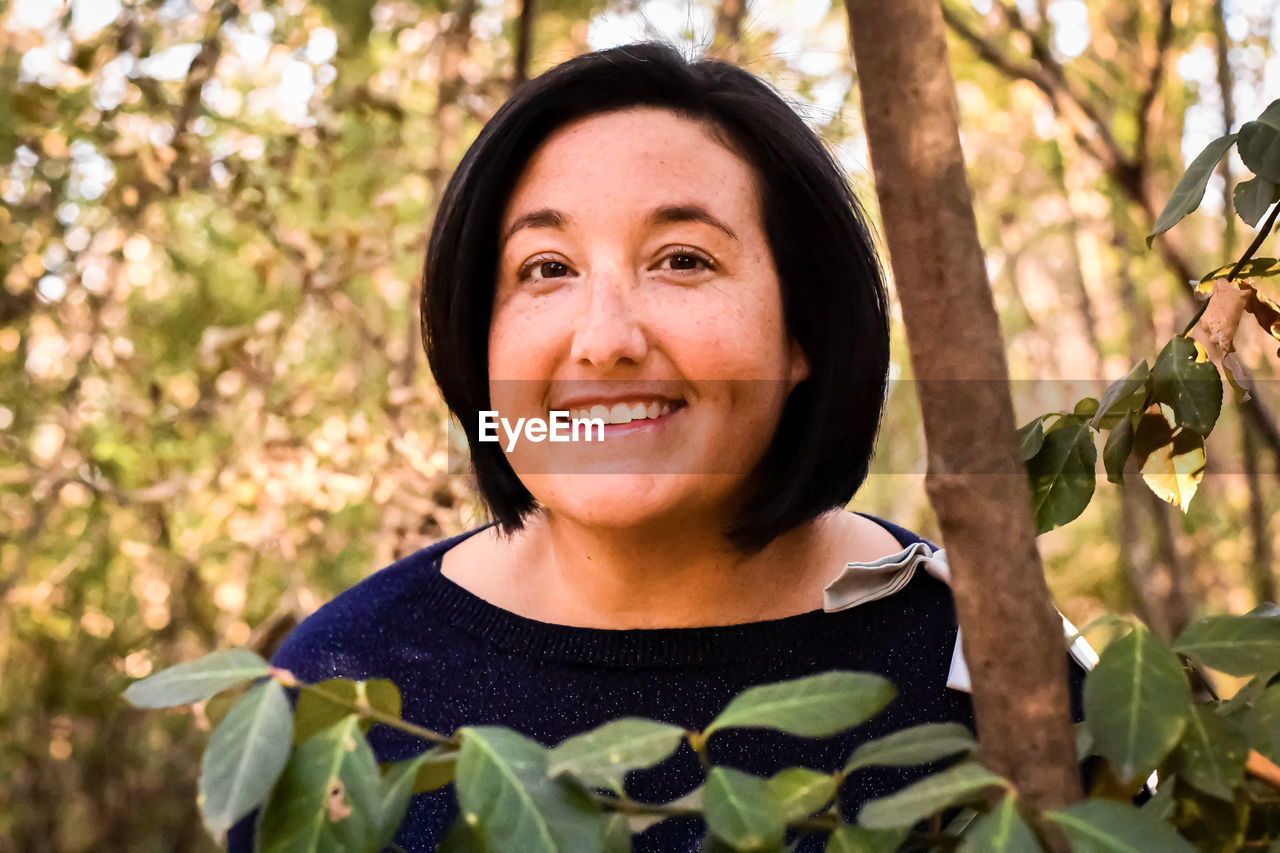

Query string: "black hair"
[421, 42, 890, 552]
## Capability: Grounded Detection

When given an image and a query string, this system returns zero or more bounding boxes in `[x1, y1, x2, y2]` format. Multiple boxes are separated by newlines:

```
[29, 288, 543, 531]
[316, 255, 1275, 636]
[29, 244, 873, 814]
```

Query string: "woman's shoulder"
[267, 525, 492, 679]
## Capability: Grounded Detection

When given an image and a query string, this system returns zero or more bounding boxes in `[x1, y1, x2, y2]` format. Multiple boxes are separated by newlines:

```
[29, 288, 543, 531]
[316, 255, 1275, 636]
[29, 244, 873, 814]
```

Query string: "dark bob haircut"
[421, 42, 890, 553]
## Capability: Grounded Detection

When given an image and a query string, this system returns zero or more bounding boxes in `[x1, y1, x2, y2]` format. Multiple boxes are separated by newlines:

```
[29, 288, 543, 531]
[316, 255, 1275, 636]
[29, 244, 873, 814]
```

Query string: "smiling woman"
[227, 42, 1084, 852]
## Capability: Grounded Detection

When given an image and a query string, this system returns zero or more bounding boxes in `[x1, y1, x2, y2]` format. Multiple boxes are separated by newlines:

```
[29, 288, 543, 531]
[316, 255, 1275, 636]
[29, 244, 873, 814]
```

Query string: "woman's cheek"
[653, 290, 772, 375]
[489, 294, 573, 374]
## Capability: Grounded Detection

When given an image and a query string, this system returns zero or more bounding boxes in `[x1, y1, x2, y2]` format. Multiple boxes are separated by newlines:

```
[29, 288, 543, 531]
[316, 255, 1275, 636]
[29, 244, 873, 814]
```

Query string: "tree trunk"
[401, 0, 478, 389]
[1242, 418, 1277, 605]
[514, 0, 535, 87]
[844, 0, 1082, 811]
[1214, 0, 1274, 607]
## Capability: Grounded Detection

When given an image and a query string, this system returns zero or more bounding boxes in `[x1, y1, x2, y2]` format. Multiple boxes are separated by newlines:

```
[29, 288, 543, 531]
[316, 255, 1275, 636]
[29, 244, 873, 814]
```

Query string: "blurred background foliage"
[0, 0, 1277, 848]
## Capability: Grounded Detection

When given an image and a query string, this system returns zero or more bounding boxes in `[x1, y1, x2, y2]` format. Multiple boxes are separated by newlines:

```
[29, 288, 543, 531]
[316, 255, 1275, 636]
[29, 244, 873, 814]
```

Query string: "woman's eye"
[659, 250, 713, 273]
[518, 257, 572, 282]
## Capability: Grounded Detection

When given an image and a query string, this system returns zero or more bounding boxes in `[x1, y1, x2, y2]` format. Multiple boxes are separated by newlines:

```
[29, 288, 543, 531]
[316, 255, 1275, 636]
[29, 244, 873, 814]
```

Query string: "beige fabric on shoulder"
[822, 541, 1099, 693]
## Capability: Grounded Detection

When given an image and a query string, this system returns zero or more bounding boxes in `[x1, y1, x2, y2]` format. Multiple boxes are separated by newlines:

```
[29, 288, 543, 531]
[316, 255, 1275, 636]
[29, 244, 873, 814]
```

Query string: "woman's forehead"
[500, 108, 762, 229]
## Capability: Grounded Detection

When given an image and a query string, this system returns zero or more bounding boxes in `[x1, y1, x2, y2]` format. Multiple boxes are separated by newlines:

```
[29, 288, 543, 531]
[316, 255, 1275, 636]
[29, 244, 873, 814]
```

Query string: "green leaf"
[257, 715, 383, 853]
[844, 722, 977, 773]
[410, 746, 458, 794]
[377, 749, 455, 849]
[958, 794, 1038, 853]
[856, 761, 1008, 830]
[1016, 416, 1046, 462]
[826, 825, 911, 853]
[705, 672, 895, 738]
[1172, 615, 1280, 676]
[1220, 670, 1279, 720]
[548, 718, 685, 793]
[1025, 416, 1096, 534]
[1044, 800, 1197, 853]
[1170, 705, 1247, 801]
[1150, 336, 1222, 436]
[624, 786, 704, 835]
[1199, 257, 1280, 282]
[124, 648, 271, 708]
[198, 680, 293, 840]
[703, 767, 785, 851]
[1103, 413, 1135, 485]
[764, 767, 837, 822]
[1091, 361, 1150, 431]
[1246, 685, 1280, 764]
[293, 678, 402, 745]
[1148, 133, 1238, 245]
[455, 726, 607, 853]
[1233, 176, 1277, 227]
[1073, 397, 1100, 417]
[438, 817, 485, 853]
[1083, 625, 1193, 785]
[1237, 100, 1280, 183]
[602, 814, 631, 853]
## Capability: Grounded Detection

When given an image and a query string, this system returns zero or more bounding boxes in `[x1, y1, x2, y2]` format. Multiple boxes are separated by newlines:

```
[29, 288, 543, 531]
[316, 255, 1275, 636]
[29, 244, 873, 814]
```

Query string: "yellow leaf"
[1140, 430, 1206, 513]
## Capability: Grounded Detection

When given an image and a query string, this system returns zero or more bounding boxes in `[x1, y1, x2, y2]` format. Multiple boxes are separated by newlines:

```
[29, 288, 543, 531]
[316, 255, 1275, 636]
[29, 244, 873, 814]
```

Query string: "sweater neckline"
[413, 512, 927, 667]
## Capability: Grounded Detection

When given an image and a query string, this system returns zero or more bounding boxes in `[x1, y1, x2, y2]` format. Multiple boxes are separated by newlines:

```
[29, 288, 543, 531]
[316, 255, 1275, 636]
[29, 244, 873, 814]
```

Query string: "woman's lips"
[596, 401, 685, 437]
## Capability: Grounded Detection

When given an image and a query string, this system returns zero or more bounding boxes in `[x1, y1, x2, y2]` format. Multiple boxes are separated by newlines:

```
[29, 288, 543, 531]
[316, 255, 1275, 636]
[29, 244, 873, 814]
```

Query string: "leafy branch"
[125, 603, 1280, 851]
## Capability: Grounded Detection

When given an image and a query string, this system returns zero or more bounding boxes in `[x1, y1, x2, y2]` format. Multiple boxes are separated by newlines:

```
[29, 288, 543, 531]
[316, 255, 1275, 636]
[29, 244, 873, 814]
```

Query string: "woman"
[230, 42, 1084, 851]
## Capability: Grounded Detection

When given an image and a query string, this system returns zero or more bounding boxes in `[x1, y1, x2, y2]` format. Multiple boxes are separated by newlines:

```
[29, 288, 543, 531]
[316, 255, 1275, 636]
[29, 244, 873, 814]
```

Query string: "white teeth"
[562, 401, 678, 425]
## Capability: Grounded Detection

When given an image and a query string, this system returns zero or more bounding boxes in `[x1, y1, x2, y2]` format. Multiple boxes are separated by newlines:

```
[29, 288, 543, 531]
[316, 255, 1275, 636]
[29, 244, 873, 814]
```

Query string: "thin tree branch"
[1135, 0, 1175, 168]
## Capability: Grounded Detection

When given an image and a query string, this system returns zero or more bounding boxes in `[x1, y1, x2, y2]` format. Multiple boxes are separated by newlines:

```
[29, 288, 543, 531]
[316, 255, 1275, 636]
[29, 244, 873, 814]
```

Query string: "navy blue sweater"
[228, 514, 1085, 851]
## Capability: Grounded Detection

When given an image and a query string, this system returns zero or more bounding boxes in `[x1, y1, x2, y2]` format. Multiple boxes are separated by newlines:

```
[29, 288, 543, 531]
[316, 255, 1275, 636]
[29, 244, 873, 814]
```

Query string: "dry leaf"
[1196, 276, 1280, 355]
[1198, 277, 1250, 353]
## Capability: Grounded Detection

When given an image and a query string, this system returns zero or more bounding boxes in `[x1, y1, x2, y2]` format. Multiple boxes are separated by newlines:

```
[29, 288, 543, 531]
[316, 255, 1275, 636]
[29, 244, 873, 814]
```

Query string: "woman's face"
[489, 107, 808, 531]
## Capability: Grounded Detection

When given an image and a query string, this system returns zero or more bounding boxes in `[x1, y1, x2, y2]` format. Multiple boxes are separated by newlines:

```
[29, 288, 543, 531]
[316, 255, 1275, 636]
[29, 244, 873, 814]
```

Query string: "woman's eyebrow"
[648, 204, 738, 240]
[501, 204, 740, 248]
[501, 208, 571, 247]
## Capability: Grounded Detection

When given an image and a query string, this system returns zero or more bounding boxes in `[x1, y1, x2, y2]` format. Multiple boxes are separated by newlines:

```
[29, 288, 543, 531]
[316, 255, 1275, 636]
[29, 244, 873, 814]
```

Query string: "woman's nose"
[568, 274, 648, 371]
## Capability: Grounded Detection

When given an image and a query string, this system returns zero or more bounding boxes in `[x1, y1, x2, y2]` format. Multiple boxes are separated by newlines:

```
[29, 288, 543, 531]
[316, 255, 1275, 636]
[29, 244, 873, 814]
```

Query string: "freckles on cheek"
[489, 299, 568, 376]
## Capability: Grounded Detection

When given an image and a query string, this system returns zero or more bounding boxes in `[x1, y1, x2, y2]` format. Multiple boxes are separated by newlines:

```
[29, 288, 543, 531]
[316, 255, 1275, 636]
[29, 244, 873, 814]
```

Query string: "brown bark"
[845, 0, 1082, 811]
[513, 0, 535, 87]
[1214, 0, 1238, 259]
[1213, 0, 1273, 606]
[1242, 417, 1277, 605]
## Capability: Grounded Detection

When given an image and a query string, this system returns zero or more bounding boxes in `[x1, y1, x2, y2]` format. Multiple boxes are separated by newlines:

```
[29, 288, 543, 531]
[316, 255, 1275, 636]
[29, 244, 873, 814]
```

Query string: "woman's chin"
[526, 472, 728, 531]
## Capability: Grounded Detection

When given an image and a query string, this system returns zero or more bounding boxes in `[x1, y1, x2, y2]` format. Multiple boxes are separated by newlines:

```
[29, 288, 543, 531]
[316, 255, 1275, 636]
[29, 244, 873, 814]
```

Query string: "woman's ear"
[787, 340, 810, 389]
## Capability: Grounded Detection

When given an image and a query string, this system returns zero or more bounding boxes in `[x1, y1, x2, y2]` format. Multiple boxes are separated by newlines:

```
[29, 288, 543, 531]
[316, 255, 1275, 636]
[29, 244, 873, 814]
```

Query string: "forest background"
[2, 0, 1278, 849]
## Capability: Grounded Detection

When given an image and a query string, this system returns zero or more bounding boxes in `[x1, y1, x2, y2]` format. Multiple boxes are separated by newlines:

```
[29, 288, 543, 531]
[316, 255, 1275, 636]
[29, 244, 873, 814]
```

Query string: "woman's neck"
[440, 509, 904, 629]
